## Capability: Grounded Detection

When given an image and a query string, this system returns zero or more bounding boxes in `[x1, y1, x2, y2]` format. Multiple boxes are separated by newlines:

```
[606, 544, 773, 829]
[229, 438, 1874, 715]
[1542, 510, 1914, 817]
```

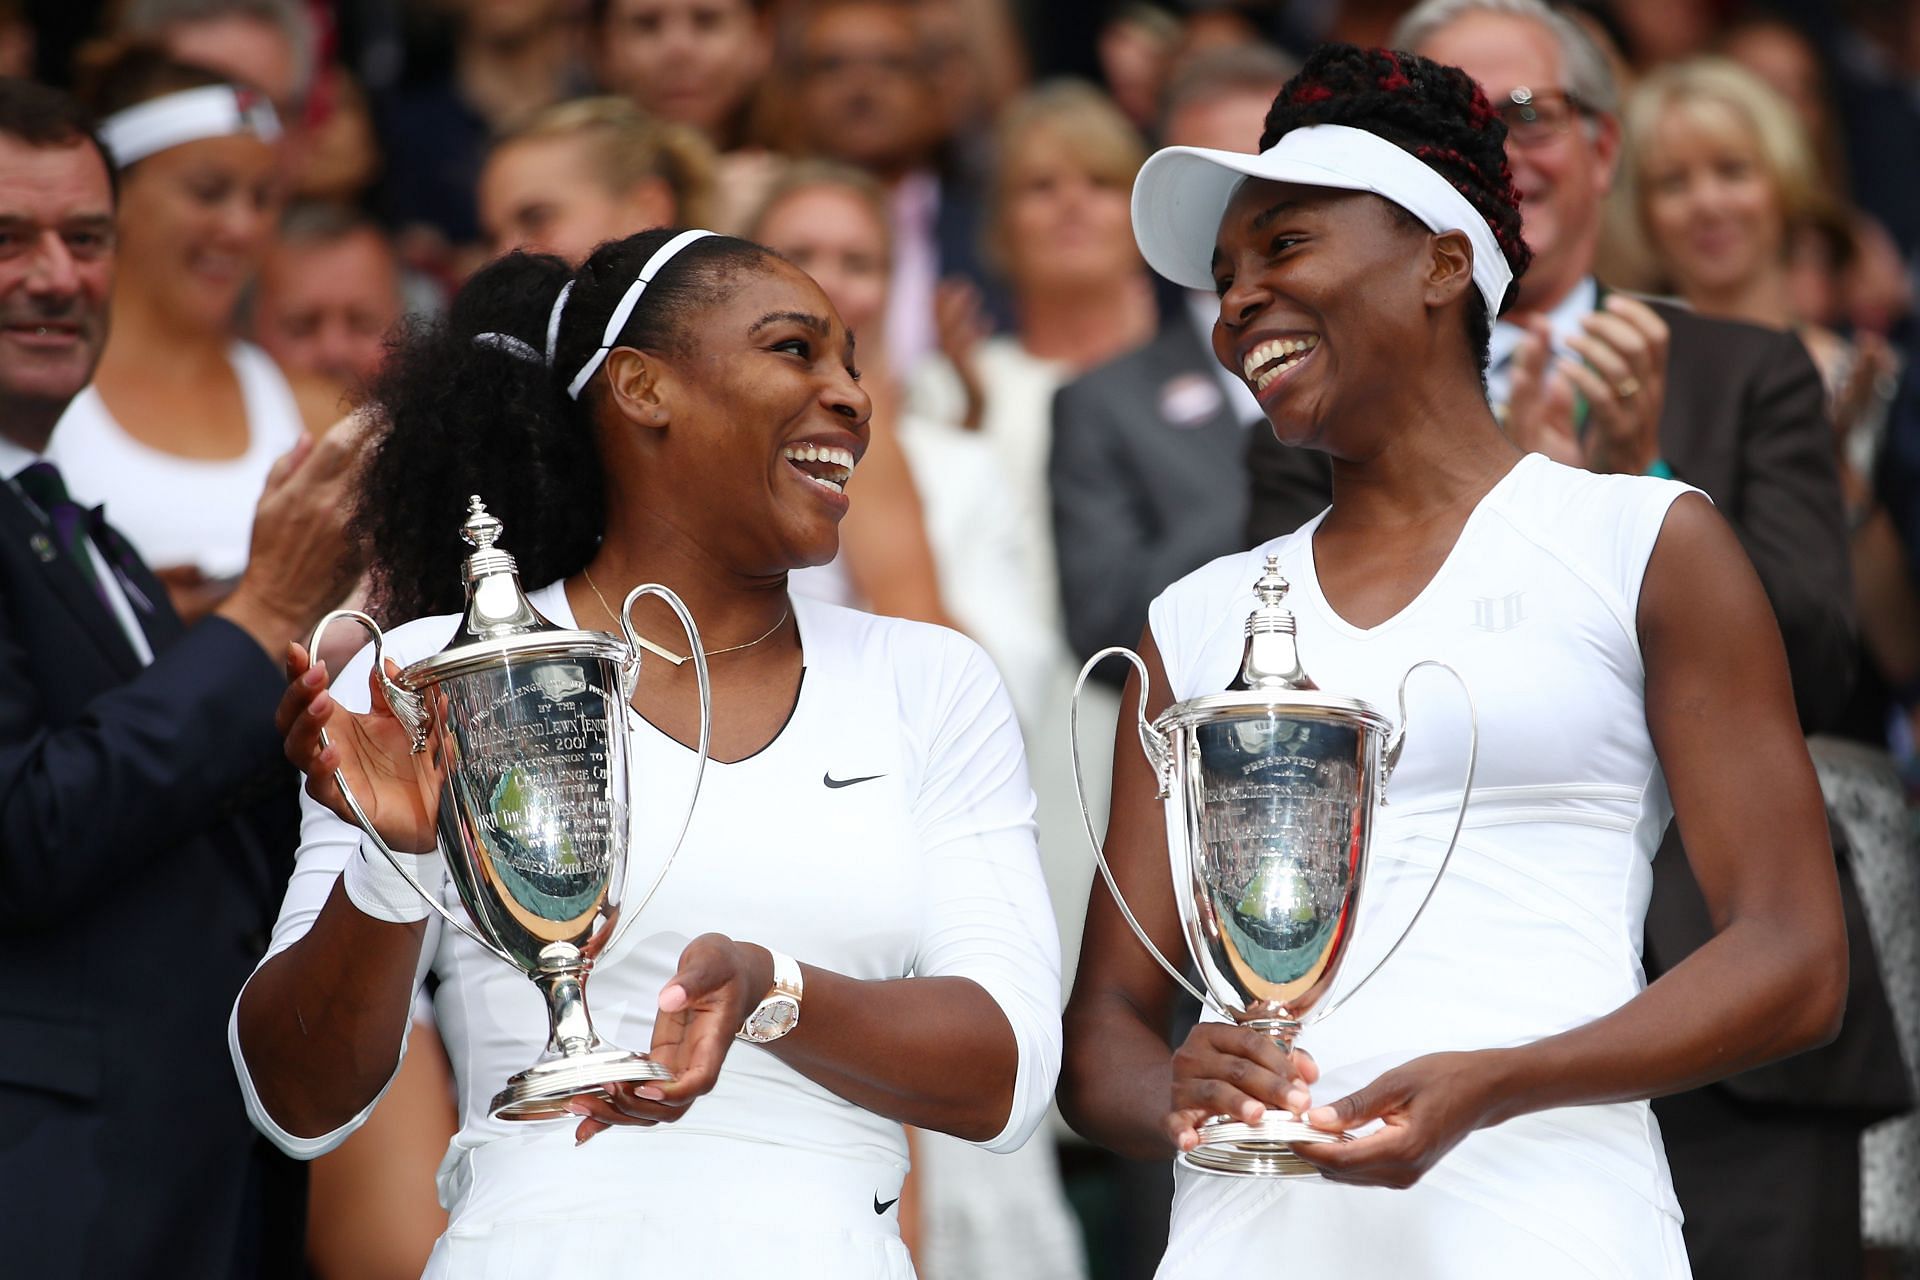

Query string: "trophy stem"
[532, 958, 600, 1058]
[490, 947, 673, 1122]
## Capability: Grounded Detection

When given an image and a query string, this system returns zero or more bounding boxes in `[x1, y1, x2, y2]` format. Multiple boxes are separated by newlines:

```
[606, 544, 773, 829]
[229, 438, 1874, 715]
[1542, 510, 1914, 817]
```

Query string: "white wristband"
[342, 836, 439, 924]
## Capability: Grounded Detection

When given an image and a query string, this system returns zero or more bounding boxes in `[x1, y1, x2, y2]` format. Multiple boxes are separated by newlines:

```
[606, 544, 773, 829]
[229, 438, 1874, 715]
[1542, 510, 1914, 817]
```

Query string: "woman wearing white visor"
[1060, 44, 1845, 1278]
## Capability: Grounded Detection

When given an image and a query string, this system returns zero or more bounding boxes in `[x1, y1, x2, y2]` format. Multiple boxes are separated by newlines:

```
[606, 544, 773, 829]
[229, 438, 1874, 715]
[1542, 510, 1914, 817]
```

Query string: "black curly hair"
[354, 230, 777, 622]
[1259, 44, 1532, 379]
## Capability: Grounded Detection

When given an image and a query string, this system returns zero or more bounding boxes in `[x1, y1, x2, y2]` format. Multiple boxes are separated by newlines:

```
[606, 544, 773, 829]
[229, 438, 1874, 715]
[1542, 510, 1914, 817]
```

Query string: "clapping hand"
[568, 934, 773, 1145]
[1505, 295, 1669, 476]
[1165, 1023, 1319, 1154]
[1285, 1050, 1499, 1188]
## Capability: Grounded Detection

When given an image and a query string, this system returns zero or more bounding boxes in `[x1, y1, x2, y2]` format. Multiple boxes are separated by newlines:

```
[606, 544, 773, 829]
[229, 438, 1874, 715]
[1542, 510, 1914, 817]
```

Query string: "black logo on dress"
[874, 1194, 899, 1214]
[824, 772, 884, 789]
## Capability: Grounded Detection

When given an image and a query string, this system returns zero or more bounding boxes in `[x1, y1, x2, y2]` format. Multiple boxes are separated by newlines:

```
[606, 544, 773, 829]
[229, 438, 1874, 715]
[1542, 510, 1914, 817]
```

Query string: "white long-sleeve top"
[229, 584, 1061, 1267]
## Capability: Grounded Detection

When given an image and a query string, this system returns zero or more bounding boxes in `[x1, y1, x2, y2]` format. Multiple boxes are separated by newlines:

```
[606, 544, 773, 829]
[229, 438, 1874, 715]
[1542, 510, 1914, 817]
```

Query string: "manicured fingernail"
[302, 665, 325, 686]
[1286, 1089, 1311, 1112]
[637, 1085, 665, 1101]
[1306, 1106, 1336, 1125]
[310, 692, 331, 715]
[565, 1101, 589, 1116]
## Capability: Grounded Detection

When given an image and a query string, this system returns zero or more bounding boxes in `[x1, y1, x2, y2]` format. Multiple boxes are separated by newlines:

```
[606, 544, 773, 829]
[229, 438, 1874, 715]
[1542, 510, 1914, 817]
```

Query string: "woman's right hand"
[1166, 1023, 1318, 1154]
[278, 641, 439, 853]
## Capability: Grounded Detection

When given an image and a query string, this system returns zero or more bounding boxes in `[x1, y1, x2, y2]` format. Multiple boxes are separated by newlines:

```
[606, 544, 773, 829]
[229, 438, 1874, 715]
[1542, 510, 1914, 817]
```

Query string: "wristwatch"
[736, 949, 803, 1044]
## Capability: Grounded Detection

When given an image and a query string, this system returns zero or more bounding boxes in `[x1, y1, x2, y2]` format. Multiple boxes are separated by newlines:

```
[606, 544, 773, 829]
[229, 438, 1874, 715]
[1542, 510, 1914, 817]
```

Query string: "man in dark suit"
[0, 79, 363, 1277]
[1244, 5, 1909, 1276]
[1052, 44, 1311, 678]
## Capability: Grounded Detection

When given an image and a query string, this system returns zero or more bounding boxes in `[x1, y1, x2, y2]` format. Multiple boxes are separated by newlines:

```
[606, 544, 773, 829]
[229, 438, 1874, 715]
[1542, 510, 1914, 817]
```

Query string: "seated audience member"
[786, 0, 996, 371]
[117, 0, 312, 121]
[372, 0, 586, 259]
[480, 95, 714, 264]
[1237, 5, 1906, 1275]
[909, 79, 1152, 1056]
[1051, 43, 1299, 676]
[589, 0, 772, 229]
[53, 44, 334, 625]
[1622, 58, 1920, 736]
[593, 0, 769, 149]
[252, 202, 404, 392]
[0, 76, 362, 1280]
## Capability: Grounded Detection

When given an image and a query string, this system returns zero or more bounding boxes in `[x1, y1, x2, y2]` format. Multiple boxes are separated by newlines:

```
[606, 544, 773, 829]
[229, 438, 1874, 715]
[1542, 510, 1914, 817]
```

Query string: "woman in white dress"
[232, 232, 1062, 1278]
[54, 44, 330, 621]
[1058, 44, 1847, 1278]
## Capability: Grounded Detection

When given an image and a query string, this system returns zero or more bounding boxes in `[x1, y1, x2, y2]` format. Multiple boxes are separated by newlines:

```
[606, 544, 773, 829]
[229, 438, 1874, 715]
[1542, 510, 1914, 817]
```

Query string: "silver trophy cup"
[310, 496, 711, 1121]
[1071, 555, 1476, 1176]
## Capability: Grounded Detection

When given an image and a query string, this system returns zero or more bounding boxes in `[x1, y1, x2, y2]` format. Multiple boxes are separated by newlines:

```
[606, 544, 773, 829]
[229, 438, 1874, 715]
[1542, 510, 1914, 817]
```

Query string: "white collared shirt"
[0, 433, 155, 665]
[1486, 275, 1598, 412]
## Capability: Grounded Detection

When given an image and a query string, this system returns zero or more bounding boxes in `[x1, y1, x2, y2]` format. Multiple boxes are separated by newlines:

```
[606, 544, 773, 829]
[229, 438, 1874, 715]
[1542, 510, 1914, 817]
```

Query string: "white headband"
[565, 229, 718, 400]
[1131, 124, 1514, 319]
[97, 84, 281, 168]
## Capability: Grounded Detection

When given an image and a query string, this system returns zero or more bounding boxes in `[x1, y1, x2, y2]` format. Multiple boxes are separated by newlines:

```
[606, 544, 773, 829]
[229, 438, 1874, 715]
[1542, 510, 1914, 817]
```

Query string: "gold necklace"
[582, 566, 789, 667]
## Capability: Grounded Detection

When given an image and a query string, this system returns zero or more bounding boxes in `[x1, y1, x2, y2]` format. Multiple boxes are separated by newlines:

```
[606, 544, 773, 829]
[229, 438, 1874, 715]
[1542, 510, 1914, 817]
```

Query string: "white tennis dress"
[230, 586, 1062, 1279]
[1148, 454, 1695, 1279]
[49, 341, 305, 580]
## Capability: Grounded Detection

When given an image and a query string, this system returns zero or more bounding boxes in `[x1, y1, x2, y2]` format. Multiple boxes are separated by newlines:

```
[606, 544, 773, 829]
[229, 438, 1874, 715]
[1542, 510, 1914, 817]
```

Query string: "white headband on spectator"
[565, 229, 718, 400]
[97, 84, 281, 168]
[1130, 124, 1513, 318]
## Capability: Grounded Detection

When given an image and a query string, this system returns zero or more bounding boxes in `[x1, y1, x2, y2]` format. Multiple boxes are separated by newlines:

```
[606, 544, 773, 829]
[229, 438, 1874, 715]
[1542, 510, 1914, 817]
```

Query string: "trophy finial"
[462, 495, 505, 552]
[1253, 554, 1290, 609]
[1235, 553, 1316, 691]
[453, 494, 542, 638]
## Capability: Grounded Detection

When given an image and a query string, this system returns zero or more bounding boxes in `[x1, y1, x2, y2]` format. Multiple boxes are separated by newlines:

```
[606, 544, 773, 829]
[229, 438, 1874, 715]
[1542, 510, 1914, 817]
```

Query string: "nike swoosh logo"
[824, 772, 884, 789]
[874, 1194, 899, 1214]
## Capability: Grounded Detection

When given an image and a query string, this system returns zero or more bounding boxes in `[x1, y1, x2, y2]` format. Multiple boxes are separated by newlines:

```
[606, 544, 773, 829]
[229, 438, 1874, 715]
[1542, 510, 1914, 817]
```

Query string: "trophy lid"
[403, 495, 627, 686]
[1236, 554, 1316, 692]
[1154, 554, 1390, 735]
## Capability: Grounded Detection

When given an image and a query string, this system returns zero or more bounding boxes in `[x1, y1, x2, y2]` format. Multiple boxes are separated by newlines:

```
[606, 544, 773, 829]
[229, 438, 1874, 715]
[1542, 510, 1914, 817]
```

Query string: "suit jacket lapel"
[0, 485, 142, 677]
[1158, 321, 1243, 436]
[92, 520, 183, 651]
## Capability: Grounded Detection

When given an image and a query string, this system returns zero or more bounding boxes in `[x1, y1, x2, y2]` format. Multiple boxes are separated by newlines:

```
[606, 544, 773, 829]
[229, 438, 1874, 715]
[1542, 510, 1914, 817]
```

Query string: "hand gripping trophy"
[310, 496, 711, 1120]
[1071, 555, 1477, 1176]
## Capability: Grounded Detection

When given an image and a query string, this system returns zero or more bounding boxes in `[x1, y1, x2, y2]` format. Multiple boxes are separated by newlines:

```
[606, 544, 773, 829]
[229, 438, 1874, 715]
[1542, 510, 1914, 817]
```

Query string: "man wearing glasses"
[1243, 2, 1907, 1277]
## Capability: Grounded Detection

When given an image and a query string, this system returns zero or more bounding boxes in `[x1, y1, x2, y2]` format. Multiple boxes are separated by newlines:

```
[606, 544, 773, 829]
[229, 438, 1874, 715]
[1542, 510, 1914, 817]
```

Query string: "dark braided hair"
[1260, 44, 1532, 378]
[354, 230, 777, 623]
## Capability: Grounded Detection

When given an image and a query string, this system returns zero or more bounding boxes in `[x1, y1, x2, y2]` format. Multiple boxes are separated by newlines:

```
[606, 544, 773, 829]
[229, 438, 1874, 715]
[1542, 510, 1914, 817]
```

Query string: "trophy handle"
[1314, 659, 1477, 1023]
[304, 610, 514, 965]
[1070, 649, 1220, 1014]
[605, 583, 711, 957]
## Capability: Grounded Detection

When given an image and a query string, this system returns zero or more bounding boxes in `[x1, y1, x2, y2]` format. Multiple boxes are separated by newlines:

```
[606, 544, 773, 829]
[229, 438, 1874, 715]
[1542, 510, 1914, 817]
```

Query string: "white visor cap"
[1131, 123, 1514, 320]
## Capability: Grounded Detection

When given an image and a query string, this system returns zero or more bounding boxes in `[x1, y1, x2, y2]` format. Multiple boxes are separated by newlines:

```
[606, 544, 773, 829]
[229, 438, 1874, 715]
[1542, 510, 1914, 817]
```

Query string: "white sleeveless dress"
[49, 341, 306, 580]
[1148, 454, 1696, 1279]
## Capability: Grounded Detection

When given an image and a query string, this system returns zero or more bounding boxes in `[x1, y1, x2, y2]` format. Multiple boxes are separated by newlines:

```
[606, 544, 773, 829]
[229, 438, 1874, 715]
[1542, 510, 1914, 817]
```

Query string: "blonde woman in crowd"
[909, 82, 1155, 977]
[479, 96, 715, 264]
[52, 43, 335, 625]
[750, 158, 1085, 1280]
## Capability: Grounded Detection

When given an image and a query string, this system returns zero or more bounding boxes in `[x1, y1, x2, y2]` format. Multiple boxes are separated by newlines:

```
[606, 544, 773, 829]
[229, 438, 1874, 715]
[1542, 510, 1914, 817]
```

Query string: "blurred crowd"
[8, 0, 1920, 1277]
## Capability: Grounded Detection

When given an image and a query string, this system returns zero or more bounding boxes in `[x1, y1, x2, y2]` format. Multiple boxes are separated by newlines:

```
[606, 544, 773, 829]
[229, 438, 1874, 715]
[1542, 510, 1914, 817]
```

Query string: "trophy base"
[490, 1048, 674, 1122]
[1178, 1114, 1352, 1178]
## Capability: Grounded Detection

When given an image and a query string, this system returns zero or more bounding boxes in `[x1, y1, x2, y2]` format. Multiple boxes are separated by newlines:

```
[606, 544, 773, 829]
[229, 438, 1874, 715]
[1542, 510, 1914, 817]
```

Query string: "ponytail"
[353, 251, 602, 621]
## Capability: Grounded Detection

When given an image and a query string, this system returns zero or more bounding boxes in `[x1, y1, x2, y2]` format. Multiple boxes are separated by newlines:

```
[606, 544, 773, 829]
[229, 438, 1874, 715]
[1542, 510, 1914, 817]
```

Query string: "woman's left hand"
[568, 934, 774, 1146]
[1285, 1050, 1502, 1189]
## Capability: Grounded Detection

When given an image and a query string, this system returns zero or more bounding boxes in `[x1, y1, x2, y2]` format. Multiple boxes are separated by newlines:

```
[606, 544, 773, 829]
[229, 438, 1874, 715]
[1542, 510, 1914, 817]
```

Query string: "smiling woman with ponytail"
[233, 230, 1063, 1278]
